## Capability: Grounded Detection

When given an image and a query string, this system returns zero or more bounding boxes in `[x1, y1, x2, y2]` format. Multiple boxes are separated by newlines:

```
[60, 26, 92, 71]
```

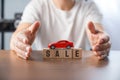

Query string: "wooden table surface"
[0, 50, 120, 80]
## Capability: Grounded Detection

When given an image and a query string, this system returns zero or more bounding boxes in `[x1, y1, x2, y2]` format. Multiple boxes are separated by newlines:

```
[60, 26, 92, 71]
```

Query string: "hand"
[87, 22, 111, 60]
[10, 21, 40, 59]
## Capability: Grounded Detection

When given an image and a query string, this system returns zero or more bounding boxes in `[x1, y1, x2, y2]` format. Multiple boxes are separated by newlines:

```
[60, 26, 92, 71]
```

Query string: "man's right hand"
[10, 21, 40, 59]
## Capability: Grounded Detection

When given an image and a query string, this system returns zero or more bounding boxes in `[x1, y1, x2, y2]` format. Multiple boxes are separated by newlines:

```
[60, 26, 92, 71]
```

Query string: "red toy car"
[48, 40, 74, 49]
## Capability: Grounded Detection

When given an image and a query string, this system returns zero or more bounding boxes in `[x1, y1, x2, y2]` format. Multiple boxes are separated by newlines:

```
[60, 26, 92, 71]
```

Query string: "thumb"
[28, 21, 40, 34]
[88, 21, 97, 34]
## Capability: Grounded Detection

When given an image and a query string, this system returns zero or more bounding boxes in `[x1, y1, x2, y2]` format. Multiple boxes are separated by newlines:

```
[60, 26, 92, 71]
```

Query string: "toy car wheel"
[50, 45, 55, 49]
[66, 45, 71, 49]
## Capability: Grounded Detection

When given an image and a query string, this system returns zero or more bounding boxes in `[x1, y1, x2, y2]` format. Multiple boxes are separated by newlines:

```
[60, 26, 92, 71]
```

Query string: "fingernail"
[100, 39, 104, 44]
[23, 39, 29, 44]
[93, 51, 97, 55]
[98, 56, 102, 60]
[26, 46, 31, 52]
[95, 52, 98, 56]
[93, 46, 96, 51]
[23, 39, 26, 43]
[25, 52, 28, 57]
[95, 46, 99, 51]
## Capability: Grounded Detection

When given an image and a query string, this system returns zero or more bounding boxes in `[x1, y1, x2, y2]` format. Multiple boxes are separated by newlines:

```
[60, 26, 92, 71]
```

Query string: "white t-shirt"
[21, 0, 102, 50]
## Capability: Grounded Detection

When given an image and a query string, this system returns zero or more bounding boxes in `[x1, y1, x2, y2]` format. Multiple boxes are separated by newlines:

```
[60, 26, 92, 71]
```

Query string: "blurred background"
[0, 0, 120, 50]
[0, 0, 30, 50]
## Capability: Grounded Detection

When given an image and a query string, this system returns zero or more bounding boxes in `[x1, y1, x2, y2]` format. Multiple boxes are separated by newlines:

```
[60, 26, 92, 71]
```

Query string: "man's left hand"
[87, 22, 111, 60]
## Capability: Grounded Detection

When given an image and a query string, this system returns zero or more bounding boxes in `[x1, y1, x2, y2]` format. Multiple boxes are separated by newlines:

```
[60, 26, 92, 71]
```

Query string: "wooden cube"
[43, 48, 54, 58]
[53, 49, 64, 58]
[72, 48, 82, 58]
[62, 49, 72, 58]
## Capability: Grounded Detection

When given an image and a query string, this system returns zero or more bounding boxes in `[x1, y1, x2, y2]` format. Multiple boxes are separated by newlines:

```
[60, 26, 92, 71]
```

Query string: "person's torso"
[33, 0, 92, 50]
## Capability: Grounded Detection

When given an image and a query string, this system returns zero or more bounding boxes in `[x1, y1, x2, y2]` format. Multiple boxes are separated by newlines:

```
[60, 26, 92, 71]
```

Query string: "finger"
[99, 34, 110, 44]
[15, 44, 31, 58]
[16, 45, 31, 57]
[17, 53, 28, 60]
[97, 54, 107, 60]
[17, 32, 30, 44]
[15, 38, 31, 52]
[88, 21, 97, 34]
[94, 51, 105, 56]
[17, 36, 31, 46]
[93, 42, 111, 51]
[94, 50, 107, 56]
[15, 47, 28, 59]
[94, 47, 110, 56]
[28, 21, 40, 35]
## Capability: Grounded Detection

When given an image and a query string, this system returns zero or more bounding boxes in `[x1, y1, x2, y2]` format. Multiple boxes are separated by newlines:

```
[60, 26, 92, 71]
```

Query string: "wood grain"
[0, 50, 120, 80]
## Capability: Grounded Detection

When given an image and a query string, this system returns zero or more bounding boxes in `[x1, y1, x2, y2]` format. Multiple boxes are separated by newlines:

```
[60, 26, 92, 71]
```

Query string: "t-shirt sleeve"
[85, 1, 103, 24]
[20, 0, 41, 24]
